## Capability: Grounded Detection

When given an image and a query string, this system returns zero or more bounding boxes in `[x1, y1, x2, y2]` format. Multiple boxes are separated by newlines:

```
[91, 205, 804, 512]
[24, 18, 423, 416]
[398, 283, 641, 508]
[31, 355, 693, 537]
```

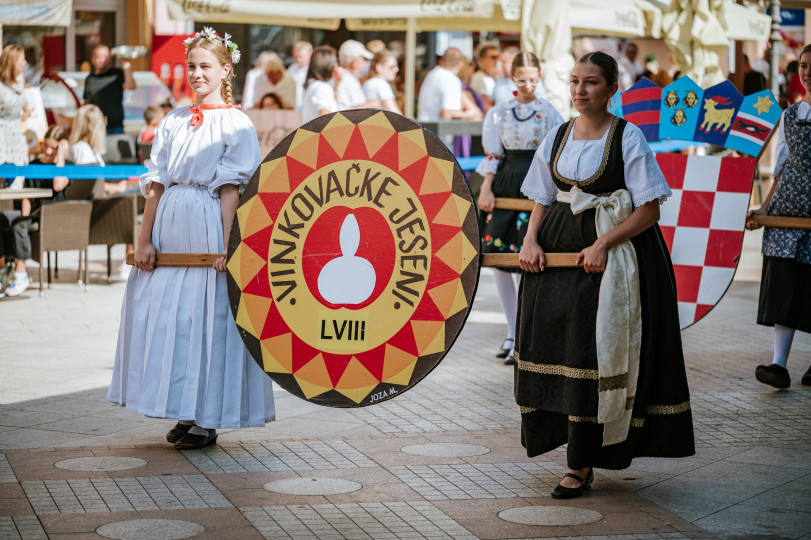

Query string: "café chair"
[29, 200, 92, 294]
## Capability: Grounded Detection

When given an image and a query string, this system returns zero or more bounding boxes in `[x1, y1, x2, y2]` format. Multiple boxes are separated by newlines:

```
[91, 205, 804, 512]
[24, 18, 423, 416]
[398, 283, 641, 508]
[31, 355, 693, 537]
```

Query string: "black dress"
[480, 149, 535, 272]
[757, 103, 811, 333]
[514, 117, 695, 470]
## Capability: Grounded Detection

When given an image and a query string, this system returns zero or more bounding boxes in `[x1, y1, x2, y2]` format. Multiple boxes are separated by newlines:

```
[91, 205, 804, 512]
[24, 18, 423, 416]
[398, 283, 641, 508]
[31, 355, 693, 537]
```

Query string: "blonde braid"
[221, 77, 234, 105]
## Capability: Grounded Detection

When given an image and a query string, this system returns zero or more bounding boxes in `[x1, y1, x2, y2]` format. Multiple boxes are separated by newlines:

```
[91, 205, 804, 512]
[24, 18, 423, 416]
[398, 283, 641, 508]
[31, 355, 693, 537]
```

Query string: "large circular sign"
[227, 110, 480, 407]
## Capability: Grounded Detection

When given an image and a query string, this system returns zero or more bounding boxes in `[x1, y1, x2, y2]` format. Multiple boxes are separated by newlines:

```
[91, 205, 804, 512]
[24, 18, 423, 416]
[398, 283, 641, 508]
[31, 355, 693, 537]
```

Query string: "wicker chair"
[29, 201, 92, 294]
[89, 194, 138, 281]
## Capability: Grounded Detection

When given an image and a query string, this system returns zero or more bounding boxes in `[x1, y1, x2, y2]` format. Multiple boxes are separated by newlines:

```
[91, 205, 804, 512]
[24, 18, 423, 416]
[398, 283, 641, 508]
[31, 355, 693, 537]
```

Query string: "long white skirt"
[107, 184, 275, 429]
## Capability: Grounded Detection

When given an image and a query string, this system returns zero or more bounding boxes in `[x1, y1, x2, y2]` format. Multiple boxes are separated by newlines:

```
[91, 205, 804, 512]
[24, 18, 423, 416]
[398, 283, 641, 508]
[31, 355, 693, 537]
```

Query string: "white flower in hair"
[182, 26, 241, 64]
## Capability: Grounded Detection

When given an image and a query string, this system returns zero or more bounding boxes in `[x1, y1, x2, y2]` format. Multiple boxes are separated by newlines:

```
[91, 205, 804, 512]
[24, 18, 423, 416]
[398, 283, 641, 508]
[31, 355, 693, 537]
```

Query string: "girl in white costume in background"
[108, 28, 275, 449]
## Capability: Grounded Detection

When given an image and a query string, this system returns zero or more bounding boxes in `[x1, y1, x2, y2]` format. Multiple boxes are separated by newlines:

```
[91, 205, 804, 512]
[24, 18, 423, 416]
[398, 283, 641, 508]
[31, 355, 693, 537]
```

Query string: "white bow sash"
[556, 186, 641, 446]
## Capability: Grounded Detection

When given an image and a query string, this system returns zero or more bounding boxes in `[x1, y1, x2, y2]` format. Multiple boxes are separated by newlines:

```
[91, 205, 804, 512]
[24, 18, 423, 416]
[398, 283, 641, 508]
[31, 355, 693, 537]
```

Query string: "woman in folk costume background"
[746, 43, 811, 390]
[476, 51, 563, 365]
[108, 28, 275, 450]
[516, 51, 694, 499]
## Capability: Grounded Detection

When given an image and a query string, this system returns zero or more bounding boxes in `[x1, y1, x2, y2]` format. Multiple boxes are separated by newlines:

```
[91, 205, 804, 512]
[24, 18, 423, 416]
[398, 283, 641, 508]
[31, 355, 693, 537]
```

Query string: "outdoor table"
[0, 188, 53, 201]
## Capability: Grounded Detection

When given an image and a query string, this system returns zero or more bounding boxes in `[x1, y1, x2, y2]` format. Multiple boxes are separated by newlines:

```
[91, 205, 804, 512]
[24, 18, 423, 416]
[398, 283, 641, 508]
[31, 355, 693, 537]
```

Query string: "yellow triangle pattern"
[243, 293, 273, 343]
[419, 157, 454, 195]
[286, 129, 320, 169]
[398, 129, 427, 171]
[435, 230, 478, 275]
[321, 113, 355, 158]
[381, 344, 418, 384]
[335, 357, 380, 404]
[237, 199, 273, 242]
[235, 292, 256, 336]
[410, 320, 446, 356]
[260, 334, 291, 374]
[257, 158, 290, 193]
[358, 112, 395, 157]
[294, 353, 333, 398]
[427, 279, 468, 319]
[432, 194, 464, 227]
[227, 243, 246, 289]
[261, 332, 293, 373]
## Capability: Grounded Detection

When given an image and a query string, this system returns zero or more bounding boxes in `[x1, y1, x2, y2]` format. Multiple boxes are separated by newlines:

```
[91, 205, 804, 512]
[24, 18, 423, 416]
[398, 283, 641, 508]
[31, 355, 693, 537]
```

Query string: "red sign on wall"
[151, 34, 195, 102]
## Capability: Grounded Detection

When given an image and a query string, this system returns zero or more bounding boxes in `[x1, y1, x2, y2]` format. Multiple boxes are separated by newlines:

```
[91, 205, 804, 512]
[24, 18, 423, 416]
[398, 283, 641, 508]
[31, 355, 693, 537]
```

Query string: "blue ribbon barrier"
[0, 165, 148, 180]
[456, 156, 484, 171]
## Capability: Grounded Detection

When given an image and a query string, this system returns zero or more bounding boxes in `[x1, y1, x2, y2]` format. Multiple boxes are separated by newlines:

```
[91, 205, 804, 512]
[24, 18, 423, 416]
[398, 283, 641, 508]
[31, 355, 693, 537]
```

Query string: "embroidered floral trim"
[184, 27, 241, 64]
[552, 116, 619, 188]
[647, 401, 691, 415]
[519, 406, 537, 414]
[598, 373, 628, 391]
[516, 357, 599, 379]
[519, 185, 555, 206]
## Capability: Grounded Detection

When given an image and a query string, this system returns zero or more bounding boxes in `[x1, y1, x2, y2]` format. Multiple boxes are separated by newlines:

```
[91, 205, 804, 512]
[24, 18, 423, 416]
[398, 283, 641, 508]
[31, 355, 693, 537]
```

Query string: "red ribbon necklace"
[188, 103, 240, 127]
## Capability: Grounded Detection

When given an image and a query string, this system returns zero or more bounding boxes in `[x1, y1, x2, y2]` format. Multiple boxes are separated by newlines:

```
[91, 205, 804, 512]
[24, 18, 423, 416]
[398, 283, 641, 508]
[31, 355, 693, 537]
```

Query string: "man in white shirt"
[249, 52, 297, 110]
[336, 40, 378, 110]
[470, 43, 500, 110]
[417, 48, 475, 122]
[286, 41, 312, 110]
[618, 42, 643, 92]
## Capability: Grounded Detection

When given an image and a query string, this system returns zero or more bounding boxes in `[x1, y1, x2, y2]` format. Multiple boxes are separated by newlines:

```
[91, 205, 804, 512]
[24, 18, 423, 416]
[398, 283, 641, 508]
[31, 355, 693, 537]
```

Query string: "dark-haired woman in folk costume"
[516, 51, 694, 499]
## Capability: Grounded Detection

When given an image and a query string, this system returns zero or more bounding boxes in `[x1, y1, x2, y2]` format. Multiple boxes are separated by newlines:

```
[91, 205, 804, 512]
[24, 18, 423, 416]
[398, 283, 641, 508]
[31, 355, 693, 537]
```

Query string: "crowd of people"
[1, 24, 809, 509]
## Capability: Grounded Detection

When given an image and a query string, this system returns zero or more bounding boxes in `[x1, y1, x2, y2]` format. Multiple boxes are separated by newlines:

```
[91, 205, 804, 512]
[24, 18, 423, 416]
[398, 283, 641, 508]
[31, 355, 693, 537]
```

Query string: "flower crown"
[183, 27, 241, 65]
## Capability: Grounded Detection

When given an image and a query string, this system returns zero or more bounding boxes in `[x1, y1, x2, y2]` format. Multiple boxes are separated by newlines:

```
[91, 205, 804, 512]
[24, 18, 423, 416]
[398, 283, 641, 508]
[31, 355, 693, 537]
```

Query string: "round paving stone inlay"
[498, 506, 603, 526]
[400, 443, 490, 457]
[96, 519, 204, 539]
[263, 477, 362, 495]
[55, 456, 147, 472]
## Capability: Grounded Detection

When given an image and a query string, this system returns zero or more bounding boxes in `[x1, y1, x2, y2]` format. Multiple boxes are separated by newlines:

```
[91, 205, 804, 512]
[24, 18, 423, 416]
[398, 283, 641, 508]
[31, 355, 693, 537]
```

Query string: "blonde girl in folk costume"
[475, 51, 563, 365]
[107, 28, 275, 450]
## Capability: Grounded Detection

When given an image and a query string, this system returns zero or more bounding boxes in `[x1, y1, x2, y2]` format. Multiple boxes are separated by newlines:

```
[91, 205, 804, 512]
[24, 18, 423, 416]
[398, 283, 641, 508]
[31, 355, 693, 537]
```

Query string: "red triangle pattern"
[291, 335, 322, 373]
[355, 345, 386, 381]
[398, 155, 430, 193]
[386, 322, 418, 357]
[242, 226, 273, 262]
[323, 353, 352, 388]
[412, 291, 445, 322]
[285, 156, 316, 192]
[426, 254, 460, 289]
[259, 299, 288, 340]
[258, 192, 288, 220]
[370, 134, 400, 172]
[241, 263, 271, 298]
[316, 134, 343, 169]
[420, 192, 453, 223]
[342, 125, 371, 161]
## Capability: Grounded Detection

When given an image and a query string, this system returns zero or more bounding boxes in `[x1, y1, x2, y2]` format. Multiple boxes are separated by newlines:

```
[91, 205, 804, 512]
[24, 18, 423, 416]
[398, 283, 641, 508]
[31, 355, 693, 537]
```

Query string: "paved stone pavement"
[1, 232, 809, 540]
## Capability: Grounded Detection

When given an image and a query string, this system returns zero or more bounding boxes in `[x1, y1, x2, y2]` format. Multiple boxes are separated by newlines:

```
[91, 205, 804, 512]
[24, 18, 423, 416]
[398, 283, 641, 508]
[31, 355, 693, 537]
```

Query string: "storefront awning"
[0, 0, 72, 26]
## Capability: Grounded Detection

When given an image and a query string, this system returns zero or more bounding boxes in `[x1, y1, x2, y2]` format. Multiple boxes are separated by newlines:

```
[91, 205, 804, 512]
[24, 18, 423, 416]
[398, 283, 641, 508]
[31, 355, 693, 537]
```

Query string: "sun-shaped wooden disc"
[227, 110, 480, 407]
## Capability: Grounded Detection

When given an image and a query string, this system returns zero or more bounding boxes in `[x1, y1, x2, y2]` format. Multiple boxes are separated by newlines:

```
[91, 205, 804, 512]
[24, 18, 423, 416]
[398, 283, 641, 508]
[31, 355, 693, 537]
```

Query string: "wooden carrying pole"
[124, 203, 811, 268]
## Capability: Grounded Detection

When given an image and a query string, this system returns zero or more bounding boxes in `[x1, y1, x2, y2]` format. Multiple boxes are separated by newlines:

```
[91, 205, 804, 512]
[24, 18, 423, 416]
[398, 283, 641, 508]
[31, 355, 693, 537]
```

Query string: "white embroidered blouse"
[521, 119, 671, 208]
[475, 97, 564, 177]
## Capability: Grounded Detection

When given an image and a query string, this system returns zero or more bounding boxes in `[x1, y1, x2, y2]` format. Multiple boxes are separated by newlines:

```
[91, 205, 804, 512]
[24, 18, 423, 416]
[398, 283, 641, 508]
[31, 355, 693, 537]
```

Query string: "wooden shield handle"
[126, 251, 580, 268]
[125, 252, 224, 267]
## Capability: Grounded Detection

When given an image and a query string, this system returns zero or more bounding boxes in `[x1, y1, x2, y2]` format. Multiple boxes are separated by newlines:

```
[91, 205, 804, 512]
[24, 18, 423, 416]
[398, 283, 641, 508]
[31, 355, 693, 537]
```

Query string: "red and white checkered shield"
[655, 153, 756, 329]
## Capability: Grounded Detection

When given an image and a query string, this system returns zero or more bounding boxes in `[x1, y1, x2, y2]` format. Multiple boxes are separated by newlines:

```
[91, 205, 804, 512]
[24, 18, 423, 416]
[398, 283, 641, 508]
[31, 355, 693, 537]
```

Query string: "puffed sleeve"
[208, 111, 261, 197]
[773, 108, 789, 179]
[622, 123, 672, 207]
[138, 115, 171, 197]
[474, 106, 504, 176]
[520, 125, 560, 205]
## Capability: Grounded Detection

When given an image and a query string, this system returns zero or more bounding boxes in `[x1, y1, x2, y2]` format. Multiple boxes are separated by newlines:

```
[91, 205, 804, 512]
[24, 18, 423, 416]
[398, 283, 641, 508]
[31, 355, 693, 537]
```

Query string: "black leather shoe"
[175, 430, 218, 450]
[755, 364, 790, 389]
[166, 422, 193, 444]
[496, 339, 514, 359]
[802, 365, 811, 386]
[551, 469, 594, 499]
